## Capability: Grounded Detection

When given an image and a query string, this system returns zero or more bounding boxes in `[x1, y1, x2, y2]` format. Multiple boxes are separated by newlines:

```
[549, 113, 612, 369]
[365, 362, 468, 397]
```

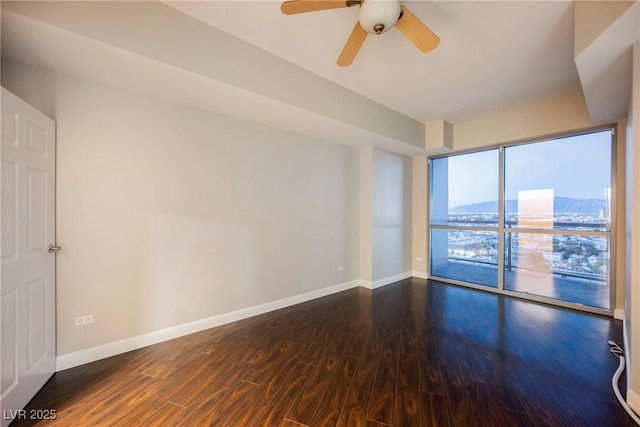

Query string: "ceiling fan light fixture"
[358, 0, 401, 35]
[280, 0, 439, 66]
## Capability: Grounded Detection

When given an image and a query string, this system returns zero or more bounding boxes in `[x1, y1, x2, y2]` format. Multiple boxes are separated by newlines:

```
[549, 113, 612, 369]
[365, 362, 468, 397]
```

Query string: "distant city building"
[445, 212, 608, 278]
[449, 240, 485, 256]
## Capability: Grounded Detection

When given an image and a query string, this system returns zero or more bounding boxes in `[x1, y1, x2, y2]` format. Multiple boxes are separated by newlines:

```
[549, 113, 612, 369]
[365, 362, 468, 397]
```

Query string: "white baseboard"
[614, 308, 625, 320]
[371, 271, 412, 289]
[359, 279, 373, 289]
[627, 389, 640, 417]
[56, 279, 361, 371]
[412, 270, 428, 279]
[624, 317, 631, 391]
[619, 318, 640, 420]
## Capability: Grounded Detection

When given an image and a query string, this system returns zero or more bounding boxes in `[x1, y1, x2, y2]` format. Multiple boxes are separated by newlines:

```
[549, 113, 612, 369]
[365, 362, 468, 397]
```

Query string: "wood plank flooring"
[11, 279, 636, 426]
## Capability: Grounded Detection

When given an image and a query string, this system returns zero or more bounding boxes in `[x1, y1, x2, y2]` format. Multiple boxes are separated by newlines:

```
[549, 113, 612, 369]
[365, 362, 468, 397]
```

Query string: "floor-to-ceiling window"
[429, 128, 614, 313]
[430, 149, 500, 288]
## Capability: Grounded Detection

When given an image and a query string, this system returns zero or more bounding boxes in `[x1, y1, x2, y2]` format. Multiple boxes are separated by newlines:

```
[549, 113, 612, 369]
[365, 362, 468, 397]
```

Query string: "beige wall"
[371, 148, 412, 281]
[453, 91, 593, 151]
[2, 62, 361, 355]
[625, 39, 640, 400]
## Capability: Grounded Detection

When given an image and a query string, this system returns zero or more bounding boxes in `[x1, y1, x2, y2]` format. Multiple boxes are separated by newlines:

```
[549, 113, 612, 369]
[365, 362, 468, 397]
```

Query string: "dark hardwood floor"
[12, 278, 635, 426]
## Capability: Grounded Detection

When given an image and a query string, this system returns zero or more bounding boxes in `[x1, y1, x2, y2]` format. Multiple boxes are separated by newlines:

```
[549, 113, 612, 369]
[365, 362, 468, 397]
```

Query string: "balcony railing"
[442, 218, 611, 229]
[437, 218, 609, 283]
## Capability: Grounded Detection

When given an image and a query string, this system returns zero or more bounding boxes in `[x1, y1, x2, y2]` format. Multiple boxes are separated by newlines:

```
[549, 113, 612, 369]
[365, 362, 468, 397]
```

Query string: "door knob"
[47, 244, 62, 253]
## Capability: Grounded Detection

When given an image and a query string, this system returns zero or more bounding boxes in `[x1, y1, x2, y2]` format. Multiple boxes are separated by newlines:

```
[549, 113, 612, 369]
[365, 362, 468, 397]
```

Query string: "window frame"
[427, 125, 617, 316]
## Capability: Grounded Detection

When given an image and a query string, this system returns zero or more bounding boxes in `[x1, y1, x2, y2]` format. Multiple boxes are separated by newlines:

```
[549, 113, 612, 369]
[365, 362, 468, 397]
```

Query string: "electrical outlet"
[75, 315, 94, 326]
[337, 266, 344, 271]
[416, 257, 423, 262]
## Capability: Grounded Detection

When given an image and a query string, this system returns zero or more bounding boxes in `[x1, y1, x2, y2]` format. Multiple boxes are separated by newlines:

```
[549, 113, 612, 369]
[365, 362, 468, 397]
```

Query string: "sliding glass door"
[429, 129, 614, 312]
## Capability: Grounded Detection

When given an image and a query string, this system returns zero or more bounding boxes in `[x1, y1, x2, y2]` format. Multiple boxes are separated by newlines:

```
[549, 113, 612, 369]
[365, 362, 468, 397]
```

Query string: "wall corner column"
[425, 120, 453, 154]
[359, 146, 373, 285]
[412, 155, 428, 277]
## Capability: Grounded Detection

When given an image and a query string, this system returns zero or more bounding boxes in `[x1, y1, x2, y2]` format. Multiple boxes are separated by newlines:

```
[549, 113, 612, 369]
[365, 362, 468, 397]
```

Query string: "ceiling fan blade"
[281, 0, 356, 15]
[337, 21, 367, 66]
[395, 5, 440, 53]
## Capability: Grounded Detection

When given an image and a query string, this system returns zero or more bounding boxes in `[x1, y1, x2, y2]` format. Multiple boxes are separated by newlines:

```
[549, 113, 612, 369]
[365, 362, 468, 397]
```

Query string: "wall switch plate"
[416, 257, 424, 262]
[337, 266, 344, 271]
[75, 315, 94, 326]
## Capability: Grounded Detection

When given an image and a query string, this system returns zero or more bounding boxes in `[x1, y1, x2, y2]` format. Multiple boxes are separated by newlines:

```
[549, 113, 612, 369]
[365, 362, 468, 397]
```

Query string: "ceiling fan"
[281, 0, 440, 66]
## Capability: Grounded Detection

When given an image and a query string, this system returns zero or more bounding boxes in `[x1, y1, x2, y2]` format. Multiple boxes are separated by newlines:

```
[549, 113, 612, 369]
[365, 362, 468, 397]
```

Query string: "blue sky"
[442, 130, 612, 209]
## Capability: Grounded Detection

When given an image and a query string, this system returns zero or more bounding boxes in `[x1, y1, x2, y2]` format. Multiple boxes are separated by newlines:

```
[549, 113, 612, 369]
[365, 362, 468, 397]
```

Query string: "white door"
[1, 88, 56, 427]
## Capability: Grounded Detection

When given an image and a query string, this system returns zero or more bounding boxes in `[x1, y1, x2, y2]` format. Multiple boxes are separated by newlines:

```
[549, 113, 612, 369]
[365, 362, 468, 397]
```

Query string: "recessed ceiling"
[166, 0, 581, 123]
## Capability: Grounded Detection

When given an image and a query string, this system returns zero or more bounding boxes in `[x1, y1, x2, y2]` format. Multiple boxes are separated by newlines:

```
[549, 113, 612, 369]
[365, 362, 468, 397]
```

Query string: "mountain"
[450, 197, 606, 214]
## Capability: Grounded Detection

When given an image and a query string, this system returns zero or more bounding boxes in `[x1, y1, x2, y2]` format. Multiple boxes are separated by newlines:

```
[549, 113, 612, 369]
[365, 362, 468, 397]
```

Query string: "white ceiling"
[166, 0, 581, 123]
[1, 0, 582, 126]
[1, 0, 601, 154]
